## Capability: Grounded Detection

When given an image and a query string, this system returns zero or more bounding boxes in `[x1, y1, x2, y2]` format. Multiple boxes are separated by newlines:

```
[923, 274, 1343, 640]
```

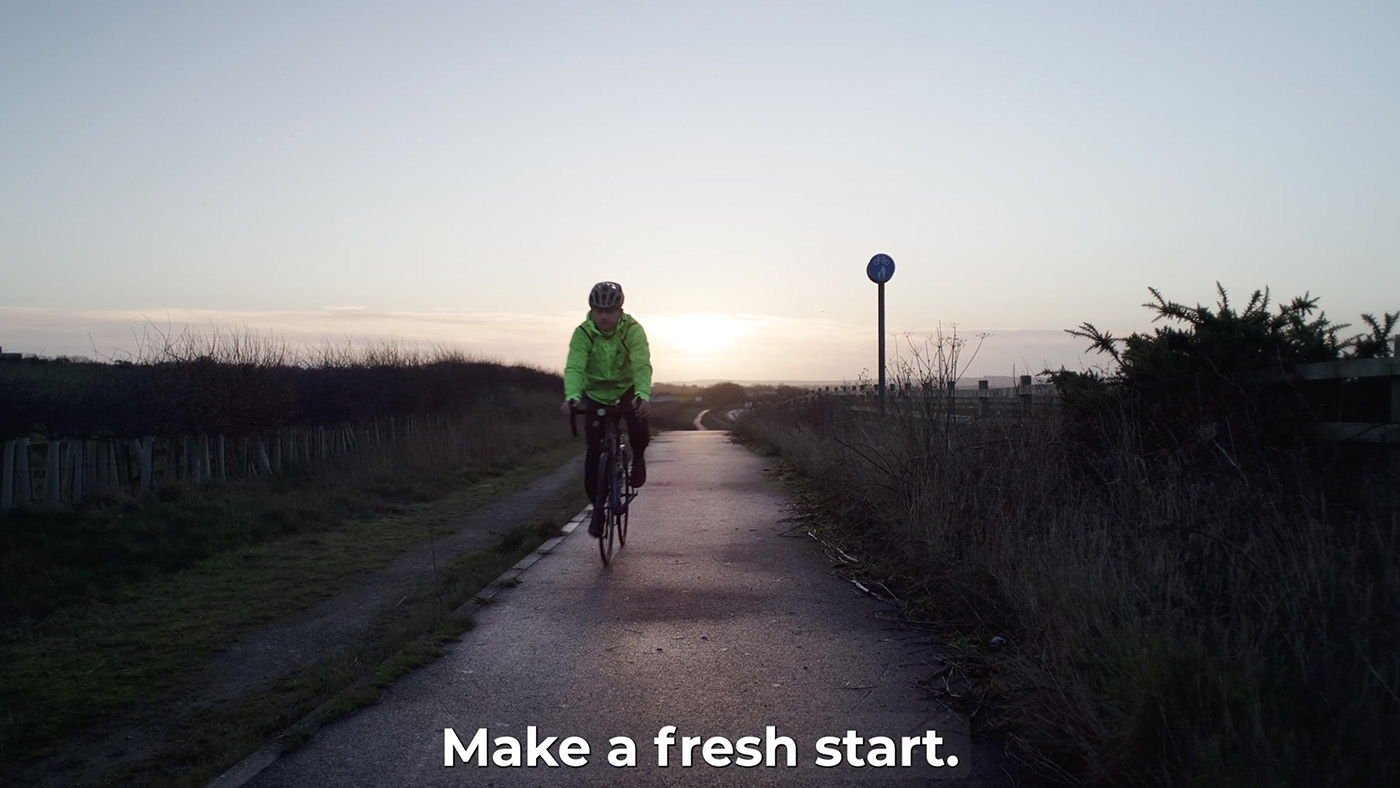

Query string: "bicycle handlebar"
[568, 401, 636, 438]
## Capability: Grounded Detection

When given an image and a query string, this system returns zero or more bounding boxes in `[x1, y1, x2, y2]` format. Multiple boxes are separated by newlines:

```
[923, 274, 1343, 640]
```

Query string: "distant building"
[0, 346, 23, 362]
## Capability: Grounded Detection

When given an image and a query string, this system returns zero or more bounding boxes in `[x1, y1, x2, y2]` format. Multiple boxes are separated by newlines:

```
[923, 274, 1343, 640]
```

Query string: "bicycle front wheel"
[595, 453, 614, 565]
[618, 454, 630, 547]
[605, 474, 618, 560]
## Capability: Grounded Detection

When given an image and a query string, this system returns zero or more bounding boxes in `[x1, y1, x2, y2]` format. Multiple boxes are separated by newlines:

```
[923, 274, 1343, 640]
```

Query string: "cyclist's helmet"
[588, 281, 625, 309]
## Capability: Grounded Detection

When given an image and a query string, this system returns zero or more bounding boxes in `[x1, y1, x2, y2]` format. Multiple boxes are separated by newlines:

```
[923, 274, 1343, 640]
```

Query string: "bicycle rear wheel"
[617, 449, 630, 547]
[604, 476, 617, 560]
[594, 453, 614, 565]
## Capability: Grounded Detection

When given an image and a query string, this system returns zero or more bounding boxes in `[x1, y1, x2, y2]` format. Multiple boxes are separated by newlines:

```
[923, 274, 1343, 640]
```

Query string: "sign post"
[866, 253, 895, 417]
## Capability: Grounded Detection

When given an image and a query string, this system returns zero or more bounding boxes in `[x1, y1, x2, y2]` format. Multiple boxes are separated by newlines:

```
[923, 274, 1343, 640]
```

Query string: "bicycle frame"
[570, 401, 638, 564]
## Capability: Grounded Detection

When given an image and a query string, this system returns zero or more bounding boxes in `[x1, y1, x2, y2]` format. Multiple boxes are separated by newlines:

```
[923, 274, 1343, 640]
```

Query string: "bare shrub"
[737, 375, 1399, 786]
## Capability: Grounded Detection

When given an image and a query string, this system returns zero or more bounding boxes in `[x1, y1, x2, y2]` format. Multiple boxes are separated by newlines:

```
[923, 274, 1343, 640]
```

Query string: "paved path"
[232, 432, 1013, 786]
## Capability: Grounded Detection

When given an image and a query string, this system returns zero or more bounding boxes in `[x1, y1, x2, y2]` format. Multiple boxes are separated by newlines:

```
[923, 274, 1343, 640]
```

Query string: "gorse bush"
[1068, 284, 1393, 376]
[1049, 285, 1397, 464]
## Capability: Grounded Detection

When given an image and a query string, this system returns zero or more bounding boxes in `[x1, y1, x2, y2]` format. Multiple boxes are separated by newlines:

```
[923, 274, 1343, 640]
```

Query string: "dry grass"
[736, 394, 1399, 787]
[0, 386, 581, 779]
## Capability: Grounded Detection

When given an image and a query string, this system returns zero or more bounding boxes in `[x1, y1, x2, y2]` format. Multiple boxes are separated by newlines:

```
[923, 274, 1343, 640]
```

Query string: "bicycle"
[570, 402, 638, 565]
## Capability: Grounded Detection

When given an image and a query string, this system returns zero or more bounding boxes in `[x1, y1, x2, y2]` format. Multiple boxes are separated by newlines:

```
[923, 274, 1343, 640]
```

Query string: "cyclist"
[560, 281, 653, 535]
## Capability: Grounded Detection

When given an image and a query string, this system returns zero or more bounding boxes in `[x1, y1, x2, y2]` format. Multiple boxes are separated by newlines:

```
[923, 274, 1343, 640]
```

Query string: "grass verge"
[130, 503, 582, 788]
[735, 396, 1400, 787]
[1, 396, 590, 786]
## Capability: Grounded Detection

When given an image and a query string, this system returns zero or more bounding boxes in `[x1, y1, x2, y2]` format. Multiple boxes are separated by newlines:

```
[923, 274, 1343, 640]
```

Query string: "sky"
[3, 1, 1397, 384]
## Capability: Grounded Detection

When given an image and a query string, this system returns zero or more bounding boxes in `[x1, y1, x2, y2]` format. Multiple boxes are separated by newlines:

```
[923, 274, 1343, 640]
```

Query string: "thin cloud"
[0, 307, 1096, 382]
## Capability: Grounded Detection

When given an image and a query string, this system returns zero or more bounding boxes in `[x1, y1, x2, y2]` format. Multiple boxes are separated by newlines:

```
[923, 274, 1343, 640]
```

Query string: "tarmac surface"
[225, 431, 1016, 787]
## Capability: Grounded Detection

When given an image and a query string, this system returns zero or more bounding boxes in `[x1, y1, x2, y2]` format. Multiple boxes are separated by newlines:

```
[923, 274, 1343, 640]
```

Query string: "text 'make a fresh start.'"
[444, 725, 960, 769]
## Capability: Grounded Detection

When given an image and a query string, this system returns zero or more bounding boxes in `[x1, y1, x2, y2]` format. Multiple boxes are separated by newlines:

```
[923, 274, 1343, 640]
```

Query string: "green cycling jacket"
[564, 311, 653, 403]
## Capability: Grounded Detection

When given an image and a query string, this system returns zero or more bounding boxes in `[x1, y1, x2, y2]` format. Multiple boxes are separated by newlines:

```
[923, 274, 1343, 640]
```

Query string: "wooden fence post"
[114, 439, 131, 494]
[177, 436, 188, 484]
[85, 440, 96, 496]
[978, 380, 990, 418]
[106, 440, 118, 492]
[121, 439, 133, 494]
[1391, 347, 1399, 521]
[15, 438, 31, 505]
[80, 440, 91, 499]
[86, 441, 99, 493]
[92, 441, 106, 491]
[138, 438, 153, 497]
[217, 435, 227, 482]
[256, 439, 272, 475]
[184, 435, 194, 484]
[1, 440, 13, 513]
[45, 440, 62, 505]
[1020, 375, 1033, 415]
[69, 440, 84, 503]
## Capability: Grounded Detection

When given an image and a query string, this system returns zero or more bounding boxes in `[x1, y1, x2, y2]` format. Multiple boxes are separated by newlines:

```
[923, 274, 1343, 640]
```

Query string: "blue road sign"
[867, 254, 895, 284]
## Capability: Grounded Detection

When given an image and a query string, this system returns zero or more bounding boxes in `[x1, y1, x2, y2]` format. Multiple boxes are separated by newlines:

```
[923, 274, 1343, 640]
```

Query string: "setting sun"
[648, 314, 746, 356]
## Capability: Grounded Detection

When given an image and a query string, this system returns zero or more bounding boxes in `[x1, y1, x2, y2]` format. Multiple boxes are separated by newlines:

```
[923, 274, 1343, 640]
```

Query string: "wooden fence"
[812, 375, 1059, 418]
[1286, 348, 1400, 505]
[826, 342, 1400, 488]
[807, 337, 1399, 437]
[0, 415, 436, 514]
[1288, 355, 1400, 445]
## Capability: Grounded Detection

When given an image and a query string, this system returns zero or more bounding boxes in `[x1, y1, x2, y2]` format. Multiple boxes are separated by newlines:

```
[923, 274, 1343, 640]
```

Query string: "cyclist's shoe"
[588, 507, 604, 538]
[632, 452, 647, 487]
